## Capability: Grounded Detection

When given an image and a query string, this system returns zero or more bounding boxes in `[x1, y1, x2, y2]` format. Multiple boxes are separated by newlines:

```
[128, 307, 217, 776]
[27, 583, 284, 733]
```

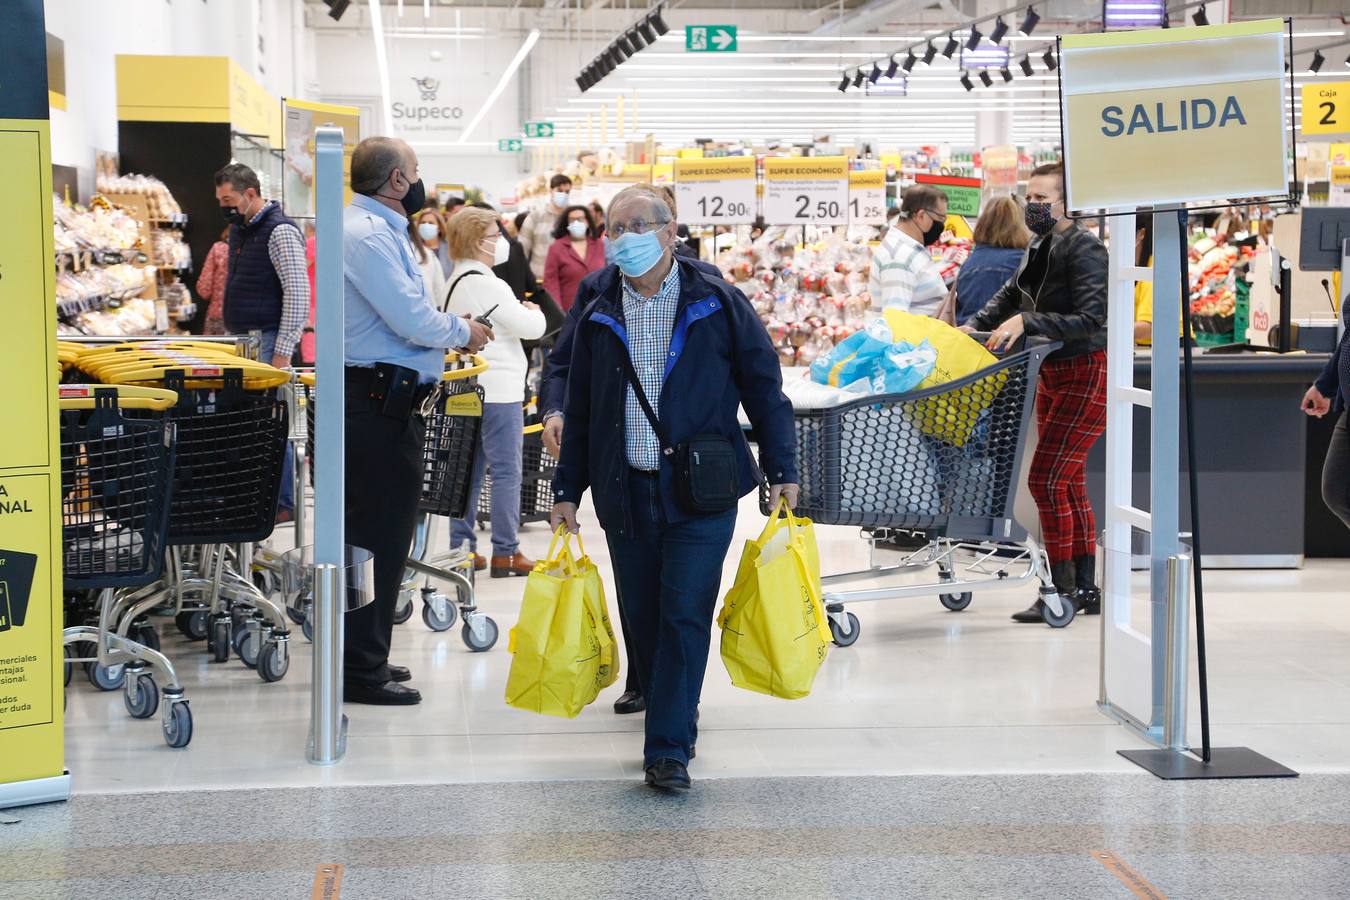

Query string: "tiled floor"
[4, 774, 1348, 899]
[60, 492, 1350, 793]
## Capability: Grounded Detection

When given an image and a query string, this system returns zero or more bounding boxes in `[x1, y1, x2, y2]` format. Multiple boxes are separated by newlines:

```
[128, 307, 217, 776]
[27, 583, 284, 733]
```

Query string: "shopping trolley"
[58, 384, 193, 748]
[82, 352, 297, 681]
[296, 353, 495, 649]
[786, 340, 1075, 643]
[474, 407, 557, 529]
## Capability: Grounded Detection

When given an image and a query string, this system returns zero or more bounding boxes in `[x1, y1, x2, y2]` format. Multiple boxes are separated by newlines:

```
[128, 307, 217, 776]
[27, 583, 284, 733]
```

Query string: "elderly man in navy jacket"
[551, 184, 798, 792]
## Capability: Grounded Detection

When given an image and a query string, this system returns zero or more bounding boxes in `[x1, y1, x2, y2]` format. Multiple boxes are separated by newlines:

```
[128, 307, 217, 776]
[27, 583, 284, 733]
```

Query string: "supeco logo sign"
[393, 76, 465, 132]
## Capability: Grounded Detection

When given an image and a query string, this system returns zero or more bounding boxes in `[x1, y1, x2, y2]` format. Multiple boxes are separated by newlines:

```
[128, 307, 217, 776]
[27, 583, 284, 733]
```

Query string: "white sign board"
[847, 169, 887, 226]
[674, 157, 757, 224]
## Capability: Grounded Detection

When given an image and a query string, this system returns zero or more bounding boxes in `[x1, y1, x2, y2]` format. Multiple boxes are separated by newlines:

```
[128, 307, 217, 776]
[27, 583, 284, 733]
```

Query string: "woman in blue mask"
[549, 184, 799, 793]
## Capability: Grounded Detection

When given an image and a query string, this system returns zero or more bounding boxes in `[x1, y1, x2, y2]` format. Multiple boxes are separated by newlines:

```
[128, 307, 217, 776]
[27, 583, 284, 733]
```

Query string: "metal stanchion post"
[1162, 553, 1191, 752]
[307, 126, 347, 765]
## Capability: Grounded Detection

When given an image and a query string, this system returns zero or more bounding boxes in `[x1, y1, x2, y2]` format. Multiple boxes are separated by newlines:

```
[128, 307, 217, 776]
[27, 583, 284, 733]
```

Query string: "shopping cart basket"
[58, 384, 193, 748]
[475, 414, 557, 528]
[788, 340, 1076, 641]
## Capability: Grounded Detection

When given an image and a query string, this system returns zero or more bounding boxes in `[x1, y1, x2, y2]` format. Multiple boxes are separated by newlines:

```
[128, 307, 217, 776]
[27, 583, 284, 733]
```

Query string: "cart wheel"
[462, 616, 499, 652]
[210, 619, 231, 663]
[88, 662, 125, 691]
[63, 645, 75, 687]
[422, 596, 457, 632]
[286, 603, 307, 625]
[301, 612, 314, 643]
[829, 611, 861, 648]
[163, 701, 193, 749]
[233, 626, 260, 668]
[1041, 594, 1076, 629]
[258, 640, 290, 683]
[393, 596, 414, 625]
[124, 672, 160, 719]
[940, 591, 974, 612]
[176, 609, 208, 641]
[130, 620, 160, 652]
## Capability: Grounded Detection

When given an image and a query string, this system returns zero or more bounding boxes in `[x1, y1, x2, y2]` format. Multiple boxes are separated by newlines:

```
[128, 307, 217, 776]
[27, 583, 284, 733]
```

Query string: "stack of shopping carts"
[475, 412, 557, 529]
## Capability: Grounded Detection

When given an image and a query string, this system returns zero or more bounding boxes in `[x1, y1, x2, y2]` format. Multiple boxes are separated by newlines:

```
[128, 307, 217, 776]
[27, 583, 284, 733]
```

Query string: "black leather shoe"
[645, 758, 691, 791]
[388, 665, 412, 683]
[345, 681, 421, 705]
[1010, 601, 1046, 623]
[1074, 587, 1102, 616]
[613, 691, 646, 715]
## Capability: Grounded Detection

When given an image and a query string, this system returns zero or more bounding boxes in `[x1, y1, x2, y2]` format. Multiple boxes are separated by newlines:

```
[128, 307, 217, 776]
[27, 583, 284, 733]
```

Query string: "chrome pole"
[307, 125, 347, 766]
[1162, 553, 1192, 752]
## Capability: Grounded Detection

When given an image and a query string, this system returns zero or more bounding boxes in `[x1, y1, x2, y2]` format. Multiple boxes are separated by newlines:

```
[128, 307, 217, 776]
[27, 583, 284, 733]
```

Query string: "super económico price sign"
[847, 169, 887, 226]
[763, 157, 849, 226]
[674, 156, 757, 224]
[1059, 19, 1289, 211]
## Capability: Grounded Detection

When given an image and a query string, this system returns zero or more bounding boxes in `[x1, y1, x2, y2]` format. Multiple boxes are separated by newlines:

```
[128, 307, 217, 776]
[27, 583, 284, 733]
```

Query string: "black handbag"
[618, 351, 740, 514]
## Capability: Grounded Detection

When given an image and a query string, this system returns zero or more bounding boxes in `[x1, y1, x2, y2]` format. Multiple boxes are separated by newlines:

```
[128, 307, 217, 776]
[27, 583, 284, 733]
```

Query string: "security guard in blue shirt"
[343, 136, 492, 706]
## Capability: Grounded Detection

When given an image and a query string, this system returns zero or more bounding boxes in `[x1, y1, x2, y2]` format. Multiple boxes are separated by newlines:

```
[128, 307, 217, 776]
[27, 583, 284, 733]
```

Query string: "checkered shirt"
[621, 264, 681, 471]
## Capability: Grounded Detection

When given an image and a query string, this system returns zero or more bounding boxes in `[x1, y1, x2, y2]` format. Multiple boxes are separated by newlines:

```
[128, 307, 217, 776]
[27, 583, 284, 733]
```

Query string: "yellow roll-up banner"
[1060, 19, 1289, 210]
[1, 0, 67, 810]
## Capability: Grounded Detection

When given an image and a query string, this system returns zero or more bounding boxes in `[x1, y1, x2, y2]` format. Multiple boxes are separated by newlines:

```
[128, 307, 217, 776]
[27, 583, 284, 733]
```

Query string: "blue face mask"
[609, 227, 668, 278]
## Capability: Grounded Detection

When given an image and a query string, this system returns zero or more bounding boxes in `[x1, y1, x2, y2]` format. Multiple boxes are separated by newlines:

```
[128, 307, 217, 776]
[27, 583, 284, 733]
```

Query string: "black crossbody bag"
[617, 352, 741, 514]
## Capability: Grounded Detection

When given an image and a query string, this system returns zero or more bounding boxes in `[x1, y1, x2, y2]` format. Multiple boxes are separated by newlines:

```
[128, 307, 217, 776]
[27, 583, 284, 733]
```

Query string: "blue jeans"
[605, 470, 738, 767]
[256, 330, 295, 513]
[451, 402, 524, 557]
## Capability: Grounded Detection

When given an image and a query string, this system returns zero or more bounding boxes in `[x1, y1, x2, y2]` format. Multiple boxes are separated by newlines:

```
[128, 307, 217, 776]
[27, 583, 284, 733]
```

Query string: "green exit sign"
[524, 121, 554, 139]
[685, 25, 737, 52]
[498, 138, 523, 152]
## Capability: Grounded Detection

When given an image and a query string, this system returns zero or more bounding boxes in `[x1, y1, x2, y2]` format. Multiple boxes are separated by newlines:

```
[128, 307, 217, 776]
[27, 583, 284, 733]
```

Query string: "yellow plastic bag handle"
[542, 525, 589, 570]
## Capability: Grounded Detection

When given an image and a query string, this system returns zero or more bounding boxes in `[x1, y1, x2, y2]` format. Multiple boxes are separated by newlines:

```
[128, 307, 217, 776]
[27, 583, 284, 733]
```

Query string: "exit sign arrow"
[686, 25, 737, 53]
[525, 121, 555, 139]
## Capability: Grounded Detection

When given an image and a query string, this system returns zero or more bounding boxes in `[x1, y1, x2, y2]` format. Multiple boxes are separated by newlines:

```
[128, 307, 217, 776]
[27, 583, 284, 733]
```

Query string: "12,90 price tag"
[674, 157, 757, 224]
[762, 157, 849, 226]
[848, 169, 887, 226]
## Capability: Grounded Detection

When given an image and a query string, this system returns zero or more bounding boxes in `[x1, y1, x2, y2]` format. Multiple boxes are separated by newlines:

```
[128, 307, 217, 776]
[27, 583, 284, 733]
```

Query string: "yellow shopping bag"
[717, 498, 832, 700]
[882, 307, 1001, 447]
[505, 529, 619, 718]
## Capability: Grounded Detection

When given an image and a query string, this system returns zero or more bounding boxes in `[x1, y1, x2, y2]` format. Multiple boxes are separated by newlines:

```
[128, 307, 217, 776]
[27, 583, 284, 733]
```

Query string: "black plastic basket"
[475, 427, 556, 527]
[59, 389, 175, 589]
[421, 377, 484, 518]
[160, 369, 288, 545]
[788, 344, 1052, 542]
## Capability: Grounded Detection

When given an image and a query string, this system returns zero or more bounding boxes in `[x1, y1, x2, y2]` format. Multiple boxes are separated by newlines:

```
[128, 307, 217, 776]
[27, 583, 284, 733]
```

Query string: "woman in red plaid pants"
[963, 164, 1109, 622]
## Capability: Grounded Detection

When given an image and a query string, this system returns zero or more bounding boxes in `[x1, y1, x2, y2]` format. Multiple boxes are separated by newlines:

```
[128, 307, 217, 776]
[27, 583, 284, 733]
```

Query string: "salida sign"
[393, 75, 465, 133]
[1099, 96, 1248, 137]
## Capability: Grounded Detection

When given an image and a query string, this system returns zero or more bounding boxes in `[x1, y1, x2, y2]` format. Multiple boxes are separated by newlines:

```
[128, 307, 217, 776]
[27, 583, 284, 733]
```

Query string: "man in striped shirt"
[868, 184, 949, 317]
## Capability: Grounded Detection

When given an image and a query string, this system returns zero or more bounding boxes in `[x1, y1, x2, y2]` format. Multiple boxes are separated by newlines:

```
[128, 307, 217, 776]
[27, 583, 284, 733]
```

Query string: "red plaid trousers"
[1028, 350, 1107, 565]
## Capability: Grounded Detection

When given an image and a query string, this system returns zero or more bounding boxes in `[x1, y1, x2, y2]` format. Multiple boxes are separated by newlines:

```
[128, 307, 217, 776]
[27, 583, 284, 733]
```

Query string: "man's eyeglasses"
[608, 219, 670, 238]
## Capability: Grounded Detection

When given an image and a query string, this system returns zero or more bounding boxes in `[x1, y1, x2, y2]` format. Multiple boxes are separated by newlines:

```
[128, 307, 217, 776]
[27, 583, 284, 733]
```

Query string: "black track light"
[1345, 51, 1350, 67]
[960, 72, 974, 92]
[615, 34, 635, 55]
[1043, 48, 1057, 71]
[990, 17, 1009, 45]
[886, 55, 901, 79]
[1020, 54, 1034, 77]
[902, 50, 917, 72]
[627, 28, 647, 51]
[853, 68, 866, 88]
[923, 42, 937, 65]
[637, 19, 657, 43]
[649, 7, 670, 37]
[869, 62, 882, 83]
[1019, 6, 1040, 36]
[1192, 5, 1208, 26]
[576, 75, 589, 92]
[979, 69, 993, 88]
[610, 43, 628, 64]
[596, 55, 612, 77]
[838, 72, 851, 92]
[323, 0, 350, 21]
[942, 35, 959, 58]
[967, 26, 982, 51]
[1311, 50, 1326, 73]
[1000, 66, 1013, 83]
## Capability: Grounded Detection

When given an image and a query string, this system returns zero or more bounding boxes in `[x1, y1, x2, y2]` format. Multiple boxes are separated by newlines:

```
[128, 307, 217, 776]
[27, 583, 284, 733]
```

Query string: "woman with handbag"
[543, 205, 606, 312]
[444, 207, 546, 577]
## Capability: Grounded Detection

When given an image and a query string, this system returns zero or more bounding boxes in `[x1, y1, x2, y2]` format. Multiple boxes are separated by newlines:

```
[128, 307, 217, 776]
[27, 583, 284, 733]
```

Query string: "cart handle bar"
[57, 384, 179, 411]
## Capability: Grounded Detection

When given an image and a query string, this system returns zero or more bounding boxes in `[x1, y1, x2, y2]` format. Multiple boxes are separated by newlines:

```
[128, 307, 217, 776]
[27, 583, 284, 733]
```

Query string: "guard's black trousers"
[343, 382, 425, 686]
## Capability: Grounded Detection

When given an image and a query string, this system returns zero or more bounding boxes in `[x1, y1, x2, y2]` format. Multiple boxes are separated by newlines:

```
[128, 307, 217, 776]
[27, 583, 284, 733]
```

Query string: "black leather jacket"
[967, 223, 1108, 359]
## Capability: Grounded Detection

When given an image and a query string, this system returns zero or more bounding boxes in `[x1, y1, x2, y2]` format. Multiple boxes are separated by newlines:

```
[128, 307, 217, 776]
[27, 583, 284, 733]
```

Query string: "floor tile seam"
[342, 722, 1131, 739]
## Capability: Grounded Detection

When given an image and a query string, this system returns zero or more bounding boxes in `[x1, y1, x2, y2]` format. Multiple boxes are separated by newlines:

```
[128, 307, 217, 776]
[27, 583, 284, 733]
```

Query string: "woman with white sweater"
[443, 207, 546, 577]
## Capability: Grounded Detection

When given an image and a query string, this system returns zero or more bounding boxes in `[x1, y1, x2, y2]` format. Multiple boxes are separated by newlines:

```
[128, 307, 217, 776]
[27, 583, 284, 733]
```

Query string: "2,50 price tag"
[762, 157, 849, 226]
[848, 169, 887, 226]
[674, 157, 757, 224]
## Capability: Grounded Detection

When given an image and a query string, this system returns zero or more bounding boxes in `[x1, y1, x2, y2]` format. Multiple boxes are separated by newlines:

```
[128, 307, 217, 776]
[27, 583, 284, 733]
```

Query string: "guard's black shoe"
[344, 681, 422, 705]
[1011, 601, 1046, 623]
[645, 758, 691, 791]
[388, 665, 412, 683]
[613, 691, 646, 714]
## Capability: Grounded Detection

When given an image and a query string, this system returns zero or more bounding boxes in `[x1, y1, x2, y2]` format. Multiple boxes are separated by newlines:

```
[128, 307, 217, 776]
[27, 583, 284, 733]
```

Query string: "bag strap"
[616, 347, 674, 456]
[442, 268, 485, 313]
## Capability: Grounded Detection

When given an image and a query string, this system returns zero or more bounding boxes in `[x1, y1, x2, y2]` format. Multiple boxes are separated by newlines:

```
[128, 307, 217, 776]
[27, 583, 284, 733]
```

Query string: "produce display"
[54, 196, 142, 255]
[95, 173, 184, 220]
[1188, 237, 1253, 339]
